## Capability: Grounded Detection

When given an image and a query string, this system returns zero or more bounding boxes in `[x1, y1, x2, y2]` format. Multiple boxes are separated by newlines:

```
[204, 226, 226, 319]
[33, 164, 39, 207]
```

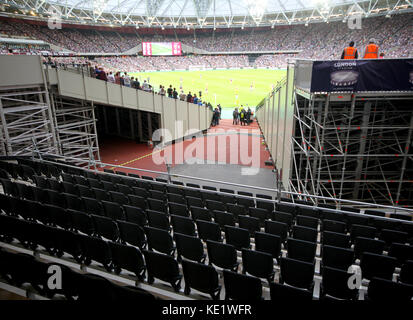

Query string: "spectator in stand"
[124, 72, 131, 87]
[142, 80, 150, 91]
[98, 67, 107, 81]
[120, 75, 125, 86]
[88, 63, 95, 78]
[193, 94, 198, 105]
[167, 85, 173, 98]
[179, 90, 186, 101]
[173, 88, 178, 99]
[159, 85, 166, 96]
[131, 77, 140, 89]
[187, 92, 193, 102]
[115, 72, 121, 85]
[107, 72, 115, 83]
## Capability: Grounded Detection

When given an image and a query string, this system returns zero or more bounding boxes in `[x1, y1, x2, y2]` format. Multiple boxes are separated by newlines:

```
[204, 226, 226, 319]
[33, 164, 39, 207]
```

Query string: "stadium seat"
[388, 243, 413, 266]
[147, 198, 167, 213]
[101, 201, 126, 220]
[287, 238, 316, 263]
[322, 231, 351, 248]
[127, 195, 147, 210]
[249, 207, 269, 225]
[226, 203, 246, 220]
[279, 257, 314, 290]
[271, 211, 294, 229]
[171, 215, 196, 236]
[174, 233, 206, 263]
[196, 220, 222, 242]
[147, 210, 170, 231]
[367, 277, 413, 301]
[238, 215, 260, 234]
[79, 235, 112, 272]
[223, 270, 262, 300]
[191, 206, 212, 222]
[224, 225, 250, 250]
[187, 197, 204, 209]
[206, 240, 238, 271]
[82, 197, 103, 216]
[264, 220, 288, 243]
[292, 225, 318, 243]
[145, 226, 175, 255]
[123, 205, 147, 227]
[256, 200, 274, 213]
[169, 202, 189, 217]
[380, 229, 409, 247]
[296, 215, 318, 229]
[91, 214, 119, 241]
[213, 210, 235, 229]
[350, 224, 376, 242]
[354, 237, 385, 259]
[109, 191, 129, 205]
[117, 220, 146, 249]
[322, 245, 354, 270]
[206, 199, 226, 212]
[270, 282, 313, 300]
[143, 250, 182, 292]
[399, 260, 413, 285]
[254, 232, 281, 259]
[360, 252, 397, 281]
[242, 249, 275, 283]
[321, 266, 359, 300]
[109, 242, 146, 280]
[322, 219, 346, 234]
[69, 210, 94, 235]
[182, 259, 221, 300]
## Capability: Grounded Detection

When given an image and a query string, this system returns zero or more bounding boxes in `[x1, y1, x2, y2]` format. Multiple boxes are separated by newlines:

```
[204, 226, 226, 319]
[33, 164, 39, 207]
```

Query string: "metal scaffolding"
[291, 91, 413, 207]
[50, 92, 101, 166]
[0, 87, 59, 157]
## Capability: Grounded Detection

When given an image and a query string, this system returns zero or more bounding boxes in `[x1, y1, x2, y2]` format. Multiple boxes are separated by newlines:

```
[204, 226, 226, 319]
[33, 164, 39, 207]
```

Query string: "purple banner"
[310, 59, 413, 93]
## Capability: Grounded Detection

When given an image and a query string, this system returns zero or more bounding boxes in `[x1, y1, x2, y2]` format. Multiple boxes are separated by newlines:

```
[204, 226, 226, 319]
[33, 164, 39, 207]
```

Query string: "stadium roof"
[1, 0, 412, 28]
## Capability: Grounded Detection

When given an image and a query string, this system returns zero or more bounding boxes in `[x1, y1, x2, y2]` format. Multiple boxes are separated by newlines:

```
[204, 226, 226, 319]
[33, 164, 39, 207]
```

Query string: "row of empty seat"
[1, 157, 413, 300]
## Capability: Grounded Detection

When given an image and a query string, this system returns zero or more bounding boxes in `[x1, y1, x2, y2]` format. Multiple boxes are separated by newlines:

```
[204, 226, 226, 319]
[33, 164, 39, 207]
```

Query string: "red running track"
[99, 119, 272, 179]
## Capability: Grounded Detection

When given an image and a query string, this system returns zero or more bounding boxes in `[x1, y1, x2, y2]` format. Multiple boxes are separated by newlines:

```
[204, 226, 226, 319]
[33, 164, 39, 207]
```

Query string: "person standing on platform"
[233, 108, 239, 125]
[363, 39, 379, 59]
[246, 107, 252, 125]
[341, 41, 358, 59]
[240, 109, 246, 126]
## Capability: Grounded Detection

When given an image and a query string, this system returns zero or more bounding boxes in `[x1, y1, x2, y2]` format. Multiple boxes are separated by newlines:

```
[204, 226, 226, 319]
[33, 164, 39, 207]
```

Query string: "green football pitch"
[130, 69, 286, 108]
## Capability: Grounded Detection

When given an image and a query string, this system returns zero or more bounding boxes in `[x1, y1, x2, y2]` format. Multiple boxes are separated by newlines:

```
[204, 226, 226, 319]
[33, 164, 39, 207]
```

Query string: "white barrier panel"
[85, 77, 107, 104]
[122, 86, 138, 109]
[57, 69, 86, 100]
[0, 55, 44, 87]
[162, 98, 177, 143]
[107, 82, 122, 106]
[188, 103, 200, 130]
[137, 90, 154, 112]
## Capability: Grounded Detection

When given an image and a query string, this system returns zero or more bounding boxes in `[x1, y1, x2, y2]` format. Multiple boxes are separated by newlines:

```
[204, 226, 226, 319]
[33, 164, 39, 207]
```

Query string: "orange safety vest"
[363, 44, 379, 59]
[343, 46, 357, 59]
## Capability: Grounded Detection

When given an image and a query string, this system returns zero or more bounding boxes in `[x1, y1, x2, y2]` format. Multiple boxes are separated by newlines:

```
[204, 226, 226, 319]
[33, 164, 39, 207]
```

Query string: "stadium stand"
[0, 157, 413, 300]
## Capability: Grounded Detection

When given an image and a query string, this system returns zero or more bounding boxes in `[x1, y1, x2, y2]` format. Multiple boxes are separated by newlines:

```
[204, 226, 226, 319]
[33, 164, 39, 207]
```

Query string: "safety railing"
[24, 151, 413, 218]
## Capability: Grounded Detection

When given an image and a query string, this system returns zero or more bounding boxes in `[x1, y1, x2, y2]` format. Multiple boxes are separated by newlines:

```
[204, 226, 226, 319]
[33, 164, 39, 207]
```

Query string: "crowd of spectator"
[74, 62, 215, 109]
[1, 13, 411, 59]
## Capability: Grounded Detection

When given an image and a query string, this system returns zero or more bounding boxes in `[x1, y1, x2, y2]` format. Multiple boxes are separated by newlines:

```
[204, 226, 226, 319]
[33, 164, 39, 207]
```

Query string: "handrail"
[32, 151, 413, 216]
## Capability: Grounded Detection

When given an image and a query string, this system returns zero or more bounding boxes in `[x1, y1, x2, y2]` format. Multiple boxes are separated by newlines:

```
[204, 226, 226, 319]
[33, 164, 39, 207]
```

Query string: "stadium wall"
[255, 62, 295, 191]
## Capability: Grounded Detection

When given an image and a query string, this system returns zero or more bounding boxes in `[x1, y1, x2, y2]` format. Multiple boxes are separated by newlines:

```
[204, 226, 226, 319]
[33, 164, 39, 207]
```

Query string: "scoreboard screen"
[142, 42, 182, 56]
